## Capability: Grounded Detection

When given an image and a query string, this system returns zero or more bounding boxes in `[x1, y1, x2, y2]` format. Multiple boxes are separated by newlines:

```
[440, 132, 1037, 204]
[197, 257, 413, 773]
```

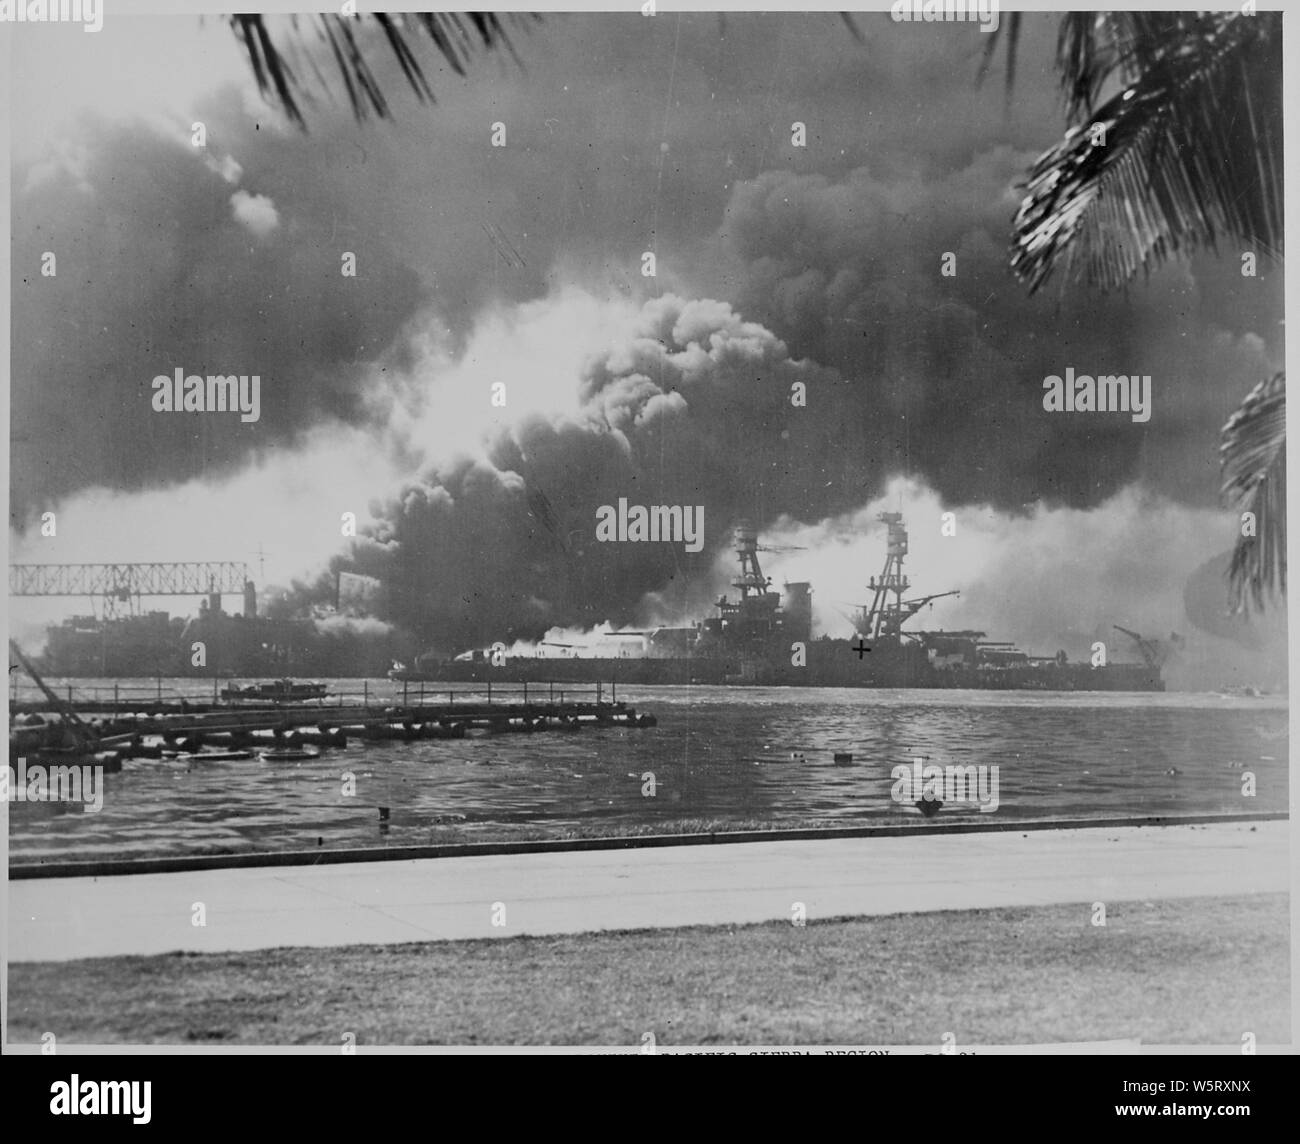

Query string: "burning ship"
[394, 513, 1169, 691]
[29, 571, 398, 679]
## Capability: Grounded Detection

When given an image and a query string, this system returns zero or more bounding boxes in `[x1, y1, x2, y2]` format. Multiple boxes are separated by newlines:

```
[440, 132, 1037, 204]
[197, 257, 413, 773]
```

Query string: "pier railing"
[8, 676, 621, 714]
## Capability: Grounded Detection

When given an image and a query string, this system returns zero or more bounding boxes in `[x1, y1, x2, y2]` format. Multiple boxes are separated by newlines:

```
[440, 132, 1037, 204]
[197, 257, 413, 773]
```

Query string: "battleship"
[392, 514, 1169, 691]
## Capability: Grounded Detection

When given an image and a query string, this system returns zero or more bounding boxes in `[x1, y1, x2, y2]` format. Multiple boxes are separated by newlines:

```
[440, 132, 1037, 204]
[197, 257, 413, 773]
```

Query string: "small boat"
[221, 679, 330, 703]
[259, 746, 322, 762]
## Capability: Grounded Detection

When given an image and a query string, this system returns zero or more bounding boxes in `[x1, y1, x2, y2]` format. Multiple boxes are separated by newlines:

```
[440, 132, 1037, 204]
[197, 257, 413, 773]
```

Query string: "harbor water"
[6, 680, 1289, 866]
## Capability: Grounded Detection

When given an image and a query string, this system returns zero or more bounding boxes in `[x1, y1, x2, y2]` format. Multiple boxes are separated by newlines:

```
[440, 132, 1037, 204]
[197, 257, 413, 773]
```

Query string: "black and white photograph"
[3, 1, 1292, 1075]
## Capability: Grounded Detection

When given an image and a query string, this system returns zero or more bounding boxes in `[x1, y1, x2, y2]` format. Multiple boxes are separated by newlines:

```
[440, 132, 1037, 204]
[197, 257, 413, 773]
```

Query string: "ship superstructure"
[699, 522, 811, 649]
[401, 513, 1167, 691]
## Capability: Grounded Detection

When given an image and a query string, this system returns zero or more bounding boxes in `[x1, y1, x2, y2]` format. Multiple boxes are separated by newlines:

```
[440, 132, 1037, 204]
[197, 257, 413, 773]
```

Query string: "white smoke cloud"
[230, 189, 279, 237]
[8, 421, 403, 610]
[747, 476, 1285, 689]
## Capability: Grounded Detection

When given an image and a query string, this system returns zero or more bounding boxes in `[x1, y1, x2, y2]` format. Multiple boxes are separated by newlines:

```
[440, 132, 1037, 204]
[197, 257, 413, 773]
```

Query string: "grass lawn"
[7, 893, 1287, 1047]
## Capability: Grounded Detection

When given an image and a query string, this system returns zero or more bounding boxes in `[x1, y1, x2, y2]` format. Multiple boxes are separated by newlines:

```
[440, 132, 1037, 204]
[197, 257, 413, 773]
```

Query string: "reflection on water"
[7, 682, 1289, 863]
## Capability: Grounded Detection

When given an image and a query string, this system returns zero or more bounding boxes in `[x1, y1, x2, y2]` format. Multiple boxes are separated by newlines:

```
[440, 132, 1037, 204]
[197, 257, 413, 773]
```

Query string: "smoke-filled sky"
[7, 11, 1286, 685]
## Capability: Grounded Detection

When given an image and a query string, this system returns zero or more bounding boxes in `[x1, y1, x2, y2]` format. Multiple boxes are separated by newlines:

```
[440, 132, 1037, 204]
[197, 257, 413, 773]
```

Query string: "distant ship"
[392, 513, 1169, 691]
[33, 575, 398, 679]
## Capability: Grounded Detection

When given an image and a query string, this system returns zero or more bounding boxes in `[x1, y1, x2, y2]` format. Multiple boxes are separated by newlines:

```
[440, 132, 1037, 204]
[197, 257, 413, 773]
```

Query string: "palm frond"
[230, 12, 541, 129]
[1220, 372, 1286, 613]
[840, 13, 865, 45]
[233, 14, 304, 129]
[997, 12, 1286, 609]
[1057, 12, 1188, 120]
[974, 11, 1021, 103]
[1011, 11, 1281, 294]
[1056, 11, 1123, 120]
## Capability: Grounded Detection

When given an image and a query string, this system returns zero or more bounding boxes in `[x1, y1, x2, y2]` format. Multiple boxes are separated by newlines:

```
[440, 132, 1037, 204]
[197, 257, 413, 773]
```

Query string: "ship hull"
[397, 639, 1165, 692]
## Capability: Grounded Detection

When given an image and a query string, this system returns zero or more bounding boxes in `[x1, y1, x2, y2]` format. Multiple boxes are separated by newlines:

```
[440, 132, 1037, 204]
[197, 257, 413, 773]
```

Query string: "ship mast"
[731, 522, 769, 600]
[856, 513, 958, 643]
[713, 522, 798, 643]
[864, 512, 910, 641]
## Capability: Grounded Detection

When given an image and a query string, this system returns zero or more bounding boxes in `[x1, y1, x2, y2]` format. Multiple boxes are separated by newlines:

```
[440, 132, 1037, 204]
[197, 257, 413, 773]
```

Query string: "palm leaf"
[232, 14, 304, 129]
[229, 12, 540, 129]
[1220, 372, 1286, 613]
[1056, 12, 1184, 120]
[1011, 11, 1281, 294]
[975, 11, 1021, 104]
[839, 13, 865, 44]
[981, 12, 1285, 609]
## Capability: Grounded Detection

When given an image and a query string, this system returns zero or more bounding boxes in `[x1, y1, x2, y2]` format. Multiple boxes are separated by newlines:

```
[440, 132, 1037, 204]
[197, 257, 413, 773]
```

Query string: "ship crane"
[852, 590, 959, 641]
[1113, 625, 1172, 669]
[897, 590, 960, 632]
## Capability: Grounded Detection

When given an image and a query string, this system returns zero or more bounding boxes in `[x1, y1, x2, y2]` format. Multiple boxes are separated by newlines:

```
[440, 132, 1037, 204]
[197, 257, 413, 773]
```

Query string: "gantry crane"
[9, 562, 252, 618]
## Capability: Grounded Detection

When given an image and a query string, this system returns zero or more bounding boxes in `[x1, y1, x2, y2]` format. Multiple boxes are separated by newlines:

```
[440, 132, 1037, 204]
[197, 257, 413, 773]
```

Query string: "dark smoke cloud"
[344, 295, 873, 648]
[700, 153, 1283, 512]
[11, 119, 424, 520]
[15, 13, 1279, 526]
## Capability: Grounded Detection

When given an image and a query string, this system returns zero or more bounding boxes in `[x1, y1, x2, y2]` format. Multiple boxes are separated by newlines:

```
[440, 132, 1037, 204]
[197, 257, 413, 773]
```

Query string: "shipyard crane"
[9, 562, 253, 618]
[1113, 626, 1173, 670]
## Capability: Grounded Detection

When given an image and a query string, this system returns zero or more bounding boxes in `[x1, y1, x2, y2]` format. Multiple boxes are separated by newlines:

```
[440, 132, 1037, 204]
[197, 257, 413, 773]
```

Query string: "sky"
[6, 11, 1287, 687]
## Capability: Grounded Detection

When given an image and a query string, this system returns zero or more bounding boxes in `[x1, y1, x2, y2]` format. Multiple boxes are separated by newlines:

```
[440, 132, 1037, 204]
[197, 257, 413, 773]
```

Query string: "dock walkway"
[7, 819, 1285, 962]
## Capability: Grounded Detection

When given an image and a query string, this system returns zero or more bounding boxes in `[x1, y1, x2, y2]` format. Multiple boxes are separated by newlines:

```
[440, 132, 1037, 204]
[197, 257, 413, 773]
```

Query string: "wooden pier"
[8, 677, 629, 717]
[8, 676, 657, 762]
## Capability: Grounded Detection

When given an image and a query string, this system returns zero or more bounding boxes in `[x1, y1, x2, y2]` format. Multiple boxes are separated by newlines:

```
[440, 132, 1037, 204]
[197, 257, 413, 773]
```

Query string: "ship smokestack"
[784, 582, 813, 643]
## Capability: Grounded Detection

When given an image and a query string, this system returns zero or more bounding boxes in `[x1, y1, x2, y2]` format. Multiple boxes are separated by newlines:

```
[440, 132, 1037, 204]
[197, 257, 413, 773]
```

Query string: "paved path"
[7, 820, 1287, 961]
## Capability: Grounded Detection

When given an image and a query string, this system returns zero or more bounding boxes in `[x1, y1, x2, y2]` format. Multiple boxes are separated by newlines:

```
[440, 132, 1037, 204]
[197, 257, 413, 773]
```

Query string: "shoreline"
[8, 809, 1288, 880]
